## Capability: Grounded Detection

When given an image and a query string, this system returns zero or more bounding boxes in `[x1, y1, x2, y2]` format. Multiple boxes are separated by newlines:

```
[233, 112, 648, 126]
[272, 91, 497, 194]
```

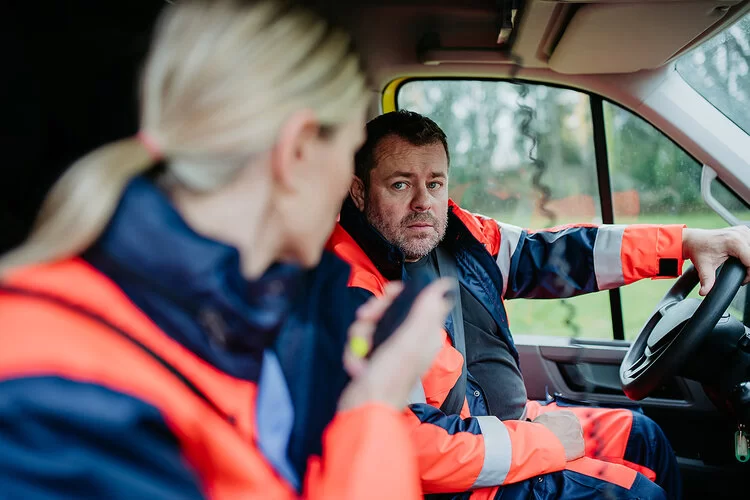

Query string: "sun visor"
[547, 1, 738, 74]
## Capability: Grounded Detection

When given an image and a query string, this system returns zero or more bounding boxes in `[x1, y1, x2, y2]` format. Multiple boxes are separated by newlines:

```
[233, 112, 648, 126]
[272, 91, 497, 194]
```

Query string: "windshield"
[675, 11, 750, 134]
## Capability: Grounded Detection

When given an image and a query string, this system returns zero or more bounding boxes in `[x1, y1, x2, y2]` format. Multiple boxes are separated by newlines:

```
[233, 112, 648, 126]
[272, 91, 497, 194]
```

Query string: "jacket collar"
[338, 197, 406, 281]
[85, 176, 304, 378]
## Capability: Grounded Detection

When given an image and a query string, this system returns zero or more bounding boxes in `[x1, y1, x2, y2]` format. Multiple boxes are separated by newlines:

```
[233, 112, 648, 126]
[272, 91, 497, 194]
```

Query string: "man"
[326, 110, 750, 499]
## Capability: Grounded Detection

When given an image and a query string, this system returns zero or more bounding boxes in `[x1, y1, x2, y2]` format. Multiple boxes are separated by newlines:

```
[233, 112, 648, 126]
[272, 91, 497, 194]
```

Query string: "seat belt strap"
[434, 246, 468, 416]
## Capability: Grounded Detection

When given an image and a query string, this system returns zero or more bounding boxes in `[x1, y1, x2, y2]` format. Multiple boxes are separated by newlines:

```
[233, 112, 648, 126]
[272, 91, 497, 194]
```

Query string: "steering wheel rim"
[620, 257, 746, 401]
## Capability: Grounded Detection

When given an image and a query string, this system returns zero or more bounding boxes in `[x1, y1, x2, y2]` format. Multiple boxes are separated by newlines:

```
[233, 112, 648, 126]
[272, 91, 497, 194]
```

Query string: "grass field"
[503, 211, 749, 340]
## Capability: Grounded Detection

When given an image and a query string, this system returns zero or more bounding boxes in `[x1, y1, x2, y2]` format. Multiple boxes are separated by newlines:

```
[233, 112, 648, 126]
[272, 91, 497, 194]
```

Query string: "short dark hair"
[354, 110, 449, 190]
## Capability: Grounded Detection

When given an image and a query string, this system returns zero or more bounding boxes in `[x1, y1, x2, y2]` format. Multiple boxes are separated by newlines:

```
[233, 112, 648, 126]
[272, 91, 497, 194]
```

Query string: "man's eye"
[428, 182, 442, 189]
[392, 182, 407, 190]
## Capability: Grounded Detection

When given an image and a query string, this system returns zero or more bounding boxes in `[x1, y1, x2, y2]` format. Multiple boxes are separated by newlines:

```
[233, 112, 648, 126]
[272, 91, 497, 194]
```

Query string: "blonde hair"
[0, 0, 367, 274]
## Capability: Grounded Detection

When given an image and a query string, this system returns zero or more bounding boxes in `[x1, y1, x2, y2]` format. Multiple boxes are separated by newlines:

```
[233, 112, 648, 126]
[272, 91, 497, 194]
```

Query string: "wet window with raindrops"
[397, 79, 750, 340]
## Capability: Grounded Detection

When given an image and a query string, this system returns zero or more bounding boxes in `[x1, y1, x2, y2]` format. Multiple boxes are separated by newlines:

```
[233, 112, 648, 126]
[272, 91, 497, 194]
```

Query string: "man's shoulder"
[449, 199, 486, 219]
[325, 223, 366, 263]
[449, 201, 502, 253]
[449, 200, 501, 228]
[325, 225, 389, 294]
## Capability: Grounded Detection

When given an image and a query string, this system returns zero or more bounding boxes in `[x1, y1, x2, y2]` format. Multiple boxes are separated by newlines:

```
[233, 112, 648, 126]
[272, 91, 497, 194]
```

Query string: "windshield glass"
[675, 12, 750, 134]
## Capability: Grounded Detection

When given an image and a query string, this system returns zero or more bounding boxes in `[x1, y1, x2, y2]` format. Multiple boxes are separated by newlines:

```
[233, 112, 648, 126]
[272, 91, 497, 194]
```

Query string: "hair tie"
[136, 130, 163, 161]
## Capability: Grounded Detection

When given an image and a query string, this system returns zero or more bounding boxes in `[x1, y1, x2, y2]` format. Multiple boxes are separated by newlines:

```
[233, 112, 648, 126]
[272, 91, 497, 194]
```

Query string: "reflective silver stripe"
[406, 381, 427, 405]
[495, 222, 524, 297]
[472, 416, 512, 488]
[593, 225, 626, 289]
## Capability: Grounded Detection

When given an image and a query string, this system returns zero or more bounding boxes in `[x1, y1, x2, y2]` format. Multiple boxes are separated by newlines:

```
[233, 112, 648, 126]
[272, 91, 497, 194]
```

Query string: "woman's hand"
[337, 278, 455, 411]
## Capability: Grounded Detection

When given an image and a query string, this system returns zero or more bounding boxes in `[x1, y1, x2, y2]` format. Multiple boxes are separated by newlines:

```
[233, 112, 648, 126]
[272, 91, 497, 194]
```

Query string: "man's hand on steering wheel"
[620, 225, 750, 401]
[683, 225, 750, 296]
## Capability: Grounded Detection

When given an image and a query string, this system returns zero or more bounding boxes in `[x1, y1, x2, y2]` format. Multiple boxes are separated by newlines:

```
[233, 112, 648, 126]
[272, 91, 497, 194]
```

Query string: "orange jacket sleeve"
[405, 405, 567, 493]
[304, 403, 422, 499]
[618, 224, 686, 284]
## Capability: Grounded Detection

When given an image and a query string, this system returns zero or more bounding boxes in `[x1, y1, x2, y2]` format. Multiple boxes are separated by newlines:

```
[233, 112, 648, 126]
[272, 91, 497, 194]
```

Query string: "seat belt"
[434, 246, 468, 416]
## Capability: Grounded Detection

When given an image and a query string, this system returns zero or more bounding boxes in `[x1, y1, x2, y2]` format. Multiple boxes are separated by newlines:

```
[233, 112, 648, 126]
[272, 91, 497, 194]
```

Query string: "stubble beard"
[365, 200, 448, 261]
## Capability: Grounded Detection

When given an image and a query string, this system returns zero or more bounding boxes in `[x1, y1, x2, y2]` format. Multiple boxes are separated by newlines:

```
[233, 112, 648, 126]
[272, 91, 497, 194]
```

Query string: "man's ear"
[350, 176, 366, 211]
[270, 109, 319, 190]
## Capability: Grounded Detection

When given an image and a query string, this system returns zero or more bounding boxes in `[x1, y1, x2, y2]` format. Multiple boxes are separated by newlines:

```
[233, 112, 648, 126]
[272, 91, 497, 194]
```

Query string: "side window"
[397, 80, 613, 339]
[604, 102, 745, 337]
[396, 80, 748, 340]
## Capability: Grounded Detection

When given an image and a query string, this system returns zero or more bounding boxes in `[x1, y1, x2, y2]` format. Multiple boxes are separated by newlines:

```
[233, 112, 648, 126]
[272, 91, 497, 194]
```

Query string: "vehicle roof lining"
[333, 0, 750, 89]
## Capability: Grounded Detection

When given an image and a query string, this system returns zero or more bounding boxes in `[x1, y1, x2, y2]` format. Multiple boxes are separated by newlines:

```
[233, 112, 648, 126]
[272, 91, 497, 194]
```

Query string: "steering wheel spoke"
[623, 351, 649, 379]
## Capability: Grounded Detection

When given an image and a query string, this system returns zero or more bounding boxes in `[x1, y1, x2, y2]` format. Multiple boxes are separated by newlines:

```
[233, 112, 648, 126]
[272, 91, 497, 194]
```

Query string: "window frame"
[387, 76, 749, 339]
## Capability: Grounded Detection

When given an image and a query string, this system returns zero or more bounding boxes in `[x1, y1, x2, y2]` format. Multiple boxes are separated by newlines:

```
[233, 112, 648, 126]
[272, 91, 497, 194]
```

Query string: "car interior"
[3, 0, 750, 498]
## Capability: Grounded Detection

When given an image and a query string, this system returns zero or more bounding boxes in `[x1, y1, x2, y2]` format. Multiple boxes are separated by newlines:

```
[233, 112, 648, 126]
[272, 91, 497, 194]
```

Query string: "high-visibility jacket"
[327, 197, 685, 494]
[0, 177, 421, 499]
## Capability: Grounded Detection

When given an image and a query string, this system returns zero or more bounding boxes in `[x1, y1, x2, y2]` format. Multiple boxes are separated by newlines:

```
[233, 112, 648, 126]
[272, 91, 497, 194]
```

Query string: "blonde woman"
[0, 1, 452, 498]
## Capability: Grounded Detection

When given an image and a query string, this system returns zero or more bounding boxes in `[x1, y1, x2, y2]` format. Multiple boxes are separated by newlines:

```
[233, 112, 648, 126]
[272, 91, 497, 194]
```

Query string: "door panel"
[518, 334, 712, 409]
[515, 333, 747, 499]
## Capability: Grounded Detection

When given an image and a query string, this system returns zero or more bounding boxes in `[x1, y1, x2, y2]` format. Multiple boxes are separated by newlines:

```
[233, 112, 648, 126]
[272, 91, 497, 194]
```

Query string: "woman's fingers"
[369, 278, 455, 376]
[413, 278, 456, 316]
[345, 281, 405, 377]
[356, 281, 403, 320]
[392, 278, 455, 361]
[343, 311, 376, 378]
[340, 278, 455, 410]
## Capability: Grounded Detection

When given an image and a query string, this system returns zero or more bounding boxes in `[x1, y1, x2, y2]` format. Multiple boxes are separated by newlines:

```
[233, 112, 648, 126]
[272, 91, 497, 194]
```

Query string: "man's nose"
[411, 186, 432, 212]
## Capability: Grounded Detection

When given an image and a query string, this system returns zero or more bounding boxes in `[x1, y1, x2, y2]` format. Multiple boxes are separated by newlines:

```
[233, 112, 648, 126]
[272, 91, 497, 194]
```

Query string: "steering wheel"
[620, 257, 746, 401]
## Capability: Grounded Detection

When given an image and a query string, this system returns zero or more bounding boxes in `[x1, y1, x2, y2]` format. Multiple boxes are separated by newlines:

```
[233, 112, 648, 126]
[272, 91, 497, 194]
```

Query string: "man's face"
[357, 135, 449, 261]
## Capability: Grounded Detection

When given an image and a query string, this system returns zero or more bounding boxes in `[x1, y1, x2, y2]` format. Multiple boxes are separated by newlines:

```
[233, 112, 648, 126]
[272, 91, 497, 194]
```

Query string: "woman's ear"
[350, 176, 366, 211]
[270, 109, 320, 191]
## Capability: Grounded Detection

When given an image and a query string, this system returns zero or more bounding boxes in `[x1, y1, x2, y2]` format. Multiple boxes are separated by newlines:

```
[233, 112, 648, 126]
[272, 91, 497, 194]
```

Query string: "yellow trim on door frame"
[381, 77, 409, 113]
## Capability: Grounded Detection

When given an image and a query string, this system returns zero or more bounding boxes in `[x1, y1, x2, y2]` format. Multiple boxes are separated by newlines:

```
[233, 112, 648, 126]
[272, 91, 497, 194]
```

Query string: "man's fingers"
[729, 227, 750, 284]
[734, 242, 750, 271]
[726, 226, 750, 266]
[692, 257, 720, 297]
[698, 268, 716, 296]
